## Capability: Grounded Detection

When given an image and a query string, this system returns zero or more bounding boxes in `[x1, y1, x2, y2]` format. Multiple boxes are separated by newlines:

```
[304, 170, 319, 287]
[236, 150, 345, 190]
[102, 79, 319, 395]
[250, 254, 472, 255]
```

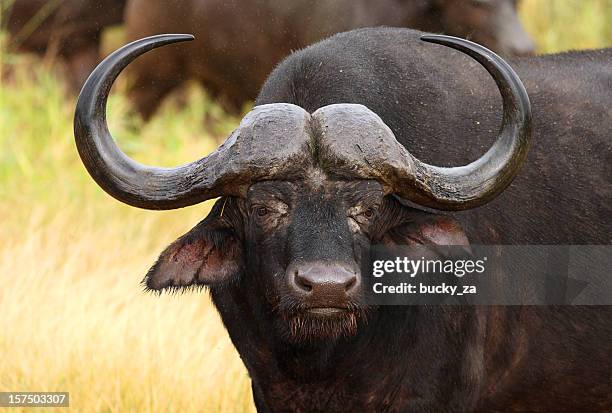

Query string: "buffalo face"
[244, 178, 375, 339]
[144, 177, 471, 342]
[434, 0, 536, 56]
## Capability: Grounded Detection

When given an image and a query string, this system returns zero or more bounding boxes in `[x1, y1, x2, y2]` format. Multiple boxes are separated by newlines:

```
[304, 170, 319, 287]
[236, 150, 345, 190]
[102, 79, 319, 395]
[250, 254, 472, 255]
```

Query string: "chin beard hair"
[277, 309, 374, 344]
[293, 313, 357, 341]
[273, 294, 372, 343]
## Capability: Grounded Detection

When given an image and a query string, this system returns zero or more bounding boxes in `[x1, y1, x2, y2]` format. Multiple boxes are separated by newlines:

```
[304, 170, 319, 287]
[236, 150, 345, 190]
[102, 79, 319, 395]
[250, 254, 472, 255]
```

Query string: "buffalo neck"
[211, 281, 490, 411]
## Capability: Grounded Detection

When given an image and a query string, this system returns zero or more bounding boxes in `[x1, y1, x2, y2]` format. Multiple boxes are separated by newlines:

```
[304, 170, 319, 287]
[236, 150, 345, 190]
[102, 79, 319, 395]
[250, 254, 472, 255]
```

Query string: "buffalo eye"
[248, 200, 289, 226]
[363, 208, 375, 219]
[349, 206, 379, 230]
[256, 206, 269, 217]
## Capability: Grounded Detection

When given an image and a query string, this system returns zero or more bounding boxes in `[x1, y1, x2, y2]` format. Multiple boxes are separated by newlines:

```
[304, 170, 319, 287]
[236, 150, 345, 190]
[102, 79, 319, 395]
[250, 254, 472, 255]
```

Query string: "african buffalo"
[124, 0, 535, 118]
[74, 29, 611, 412]
[3, 0, 125, 89]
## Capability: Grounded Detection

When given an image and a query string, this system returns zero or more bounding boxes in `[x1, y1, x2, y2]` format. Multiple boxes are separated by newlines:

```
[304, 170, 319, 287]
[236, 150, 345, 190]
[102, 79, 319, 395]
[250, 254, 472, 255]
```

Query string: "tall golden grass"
[0, 55, 254, 411]
[0, 1, 610, 411]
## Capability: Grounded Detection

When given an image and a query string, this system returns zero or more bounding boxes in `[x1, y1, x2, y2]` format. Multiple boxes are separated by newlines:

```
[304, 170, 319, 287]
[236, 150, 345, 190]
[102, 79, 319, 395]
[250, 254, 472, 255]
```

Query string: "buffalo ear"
[384, 212, 469, 246]
[144, 199, 243, 291]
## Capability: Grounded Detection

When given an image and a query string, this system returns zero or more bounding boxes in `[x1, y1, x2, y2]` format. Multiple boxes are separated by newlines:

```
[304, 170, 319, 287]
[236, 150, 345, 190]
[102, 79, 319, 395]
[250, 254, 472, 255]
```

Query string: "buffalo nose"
[290, 262, 358, 299]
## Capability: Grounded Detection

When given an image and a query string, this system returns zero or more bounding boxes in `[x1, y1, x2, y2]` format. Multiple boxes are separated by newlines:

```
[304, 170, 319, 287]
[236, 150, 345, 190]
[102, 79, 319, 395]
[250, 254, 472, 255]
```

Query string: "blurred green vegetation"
[0, 29, 239, 201]
[520, 0, 611, 52]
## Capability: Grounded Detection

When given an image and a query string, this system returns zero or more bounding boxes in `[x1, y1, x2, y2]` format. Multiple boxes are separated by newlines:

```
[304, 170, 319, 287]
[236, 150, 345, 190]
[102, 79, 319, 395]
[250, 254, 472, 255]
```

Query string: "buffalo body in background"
[124, 0, 535, 117]
[3, 0, 126, 89]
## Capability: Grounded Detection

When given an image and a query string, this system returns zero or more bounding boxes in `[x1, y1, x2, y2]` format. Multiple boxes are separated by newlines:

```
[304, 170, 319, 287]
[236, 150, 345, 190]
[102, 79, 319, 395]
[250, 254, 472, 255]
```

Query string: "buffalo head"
[432, 0, 536, 56]
[74, 34, 531, 342]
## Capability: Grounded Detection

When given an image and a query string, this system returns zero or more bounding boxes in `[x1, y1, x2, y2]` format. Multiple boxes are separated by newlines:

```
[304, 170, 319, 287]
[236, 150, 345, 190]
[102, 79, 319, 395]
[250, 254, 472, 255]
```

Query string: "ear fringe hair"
[141, 280, 209, 295]
[141, 270, 244, 295]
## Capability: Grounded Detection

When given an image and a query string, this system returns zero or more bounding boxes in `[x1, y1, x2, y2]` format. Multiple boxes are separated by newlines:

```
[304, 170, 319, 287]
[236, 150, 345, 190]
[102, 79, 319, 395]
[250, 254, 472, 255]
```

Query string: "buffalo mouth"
[285, 311, 359, 342]
[305, 307, 350, 316]
[276, 302, 370, 342]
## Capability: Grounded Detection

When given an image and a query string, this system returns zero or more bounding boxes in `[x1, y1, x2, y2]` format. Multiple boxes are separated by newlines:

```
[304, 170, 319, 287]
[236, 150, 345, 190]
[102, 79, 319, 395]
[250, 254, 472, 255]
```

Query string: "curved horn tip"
[158, 33, 195, 42]
[420, 34, 454, 42]
[137, 33, 195, 44]
[120, 34, 195, 51]
[420, 34, 467, 44]
[420, 34, 492, 54]
[73, 32, 218, 211]
[419, 33, 531, 113]
[399, 34, 532, 211]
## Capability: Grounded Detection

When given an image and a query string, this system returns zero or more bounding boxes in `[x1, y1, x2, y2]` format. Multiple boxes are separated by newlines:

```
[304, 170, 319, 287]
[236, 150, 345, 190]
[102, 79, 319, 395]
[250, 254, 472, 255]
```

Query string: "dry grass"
[0, 1, 610, 411]
[0, 56, 253, 412]
[0, 204, 255, 412]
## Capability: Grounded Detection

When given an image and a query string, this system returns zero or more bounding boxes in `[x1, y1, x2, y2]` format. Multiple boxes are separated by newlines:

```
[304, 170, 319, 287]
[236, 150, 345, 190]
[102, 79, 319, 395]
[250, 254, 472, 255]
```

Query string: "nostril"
[344, 275, 357, 291]
[295, 271, 313, 292]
